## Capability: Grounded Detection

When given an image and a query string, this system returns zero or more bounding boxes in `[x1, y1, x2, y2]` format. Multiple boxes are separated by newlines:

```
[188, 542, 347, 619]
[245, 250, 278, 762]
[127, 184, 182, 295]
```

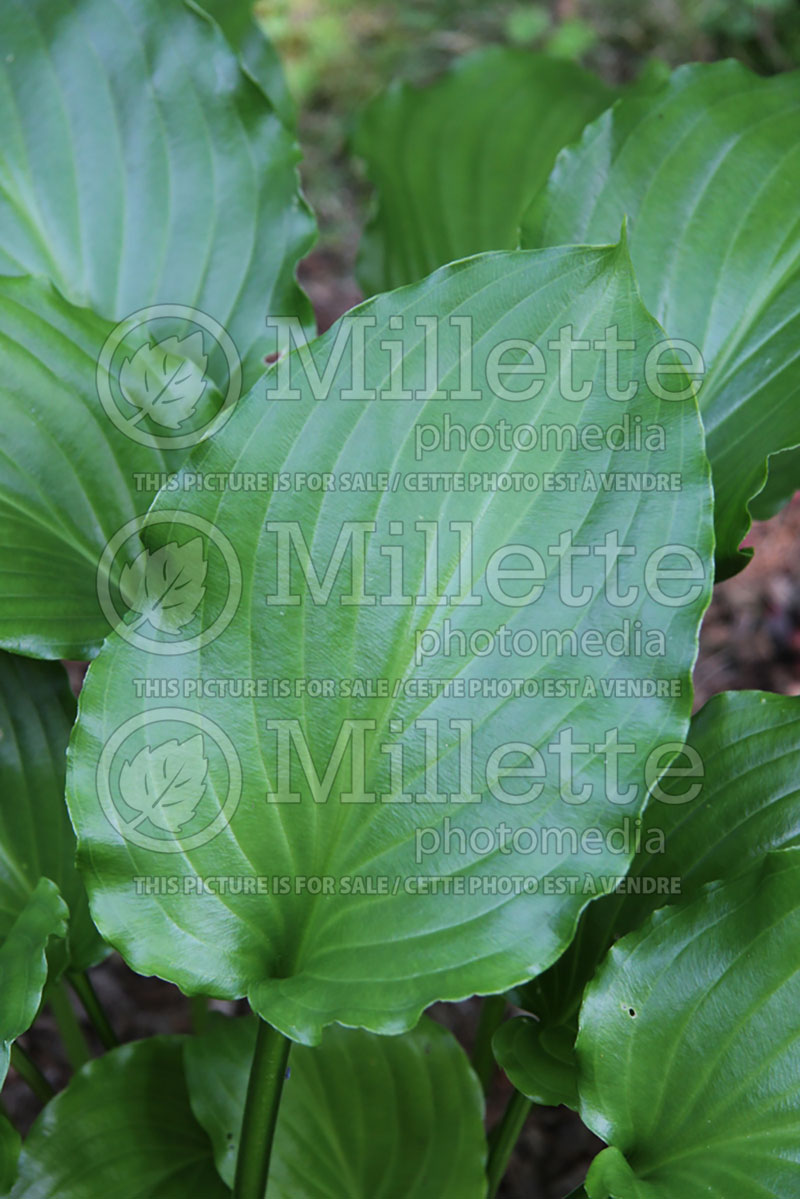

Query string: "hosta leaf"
[355, 48, 614, 293]
[0, 0, 314, 658]
[0, 0, 313, 380]
[0, 277, 187, 658]
[749, 445, 800, 521]
[498, 689, 800, 1106]
[579, 852, 800, 1198]
[0, 652, 103, 974]
[67, 244, 713, 1044]
[9, 1038, 226, 1199]
[184, 1014, 487, 1195]
[492, 1014, 578, 1109]
[0, 879, 68, 1087]
[197, 0, 296, 128]
[524, 61, 800, 576]
[0, 1116, 20, 1195]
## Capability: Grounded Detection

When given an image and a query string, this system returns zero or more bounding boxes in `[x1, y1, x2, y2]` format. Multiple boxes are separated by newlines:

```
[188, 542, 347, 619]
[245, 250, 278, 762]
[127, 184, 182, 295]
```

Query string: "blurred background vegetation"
[254, 0, 800, 316]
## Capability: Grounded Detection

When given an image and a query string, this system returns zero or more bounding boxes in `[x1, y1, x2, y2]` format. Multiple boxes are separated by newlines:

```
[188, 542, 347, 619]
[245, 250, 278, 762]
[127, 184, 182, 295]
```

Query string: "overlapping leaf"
[68, 243, 713, 1043]
[197, 0, 296, 127]
[0, 0, 314, 658]
[355, 48, 615, 293]
[580, 852, 800, 1198]
[9, 1038, 226, 1199]
[0, 880, 67, 1089]
[184, 1014, 487, 1196]
[497, 690, 800, 1106]
[0, 652, 103, 974]
[524, 61, 800, 575]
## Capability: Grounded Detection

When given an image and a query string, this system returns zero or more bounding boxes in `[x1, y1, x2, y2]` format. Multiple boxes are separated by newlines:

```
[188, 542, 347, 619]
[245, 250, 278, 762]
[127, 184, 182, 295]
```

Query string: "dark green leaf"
[355, 48, 614, 293]
[0, 652, 102, 974]
[184, 1014, 487, 1196]
[0, 880, 67, 1087]
[9, 1038, 226, 1199]
[524, 61, 800, 575]
[499, 689, 800, 1106]
[580, 852, 800, 1198]
[0, 1115, 20, 1195]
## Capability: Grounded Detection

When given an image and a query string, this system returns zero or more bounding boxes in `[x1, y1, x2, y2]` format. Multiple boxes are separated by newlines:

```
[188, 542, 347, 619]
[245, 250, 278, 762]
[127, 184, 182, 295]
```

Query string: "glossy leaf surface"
[525, 62, 800, 575]
[498, 690, 800, 1106]
[10, 1038, 226, 1198]
[184, 1014, 487, 1196]
[0, 652, 103, 974]
[0, 0, 314, 658]
[68, 244, 713, 1043]
[581, 852, 800, 1197]
[0, 880, 67, 1088]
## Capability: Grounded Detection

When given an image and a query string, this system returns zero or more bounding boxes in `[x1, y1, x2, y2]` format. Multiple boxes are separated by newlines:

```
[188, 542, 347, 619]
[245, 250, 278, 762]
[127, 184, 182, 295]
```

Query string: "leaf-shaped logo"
[118, 735, 208, 835]
[119, 331, 208, 429]
[119, 538, 207, 633]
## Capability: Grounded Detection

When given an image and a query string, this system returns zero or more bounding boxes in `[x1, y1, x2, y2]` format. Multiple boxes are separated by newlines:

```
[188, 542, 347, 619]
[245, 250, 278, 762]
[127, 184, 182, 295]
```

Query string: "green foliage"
[184, 1015, 487, 1195]
[0, 653, 103, 974]
[0, 882, 68, 1090]
[524, 61, 800, 575]
[355, 48, 615, 292]
[10, 1038, 227, 1198]
[66, 242, 712, 1044]
[496, 690, 800, 1111]
[0, 0, 314, 658]
[2, 3, 800, 1196]
[581, 853, 800, 1197]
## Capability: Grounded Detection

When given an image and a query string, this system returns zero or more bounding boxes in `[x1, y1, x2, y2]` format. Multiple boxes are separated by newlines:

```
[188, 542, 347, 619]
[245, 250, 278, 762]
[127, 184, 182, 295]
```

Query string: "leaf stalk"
[232, 1018, 291, 1199]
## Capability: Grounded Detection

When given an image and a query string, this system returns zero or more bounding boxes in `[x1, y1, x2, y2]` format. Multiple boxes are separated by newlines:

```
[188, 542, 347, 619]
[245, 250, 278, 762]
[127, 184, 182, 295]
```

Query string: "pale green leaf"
[67, 244, 713, 1044]
[0, 0, 314, 658]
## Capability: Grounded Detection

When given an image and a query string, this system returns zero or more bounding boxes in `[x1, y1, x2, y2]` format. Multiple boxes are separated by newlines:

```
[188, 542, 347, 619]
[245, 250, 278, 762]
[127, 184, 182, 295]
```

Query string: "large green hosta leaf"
[749, 445, 800, 521]
[0, 0, 314, 659]
[0, 277, 187, 658]
[0, 879, 68, 1089]
[184, 1014, 487, 1195]
[67, 243, 713, 1044]
[497, 689, 800, 1107]
[0, 0, 313, 372]
[0, 651, 103, 973]
[9, 1038, 226, 1199]
[524, 62, 800, 576]
[580, 851, 800, 1198]
[355, 48, 614, 294]
[197, 0, 296, 127]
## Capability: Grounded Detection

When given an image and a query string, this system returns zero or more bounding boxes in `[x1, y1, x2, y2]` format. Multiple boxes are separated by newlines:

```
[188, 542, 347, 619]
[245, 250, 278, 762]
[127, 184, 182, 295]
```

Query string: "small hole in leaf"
[628, 1008, 637, 1018]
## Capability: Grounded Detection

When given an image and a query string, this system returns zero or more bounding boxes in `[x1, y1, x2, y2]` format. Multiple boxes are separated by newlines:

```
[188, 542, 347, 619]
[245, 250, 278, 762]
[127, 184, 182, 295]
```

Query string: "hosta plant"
[1, 1, 800, 1197]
